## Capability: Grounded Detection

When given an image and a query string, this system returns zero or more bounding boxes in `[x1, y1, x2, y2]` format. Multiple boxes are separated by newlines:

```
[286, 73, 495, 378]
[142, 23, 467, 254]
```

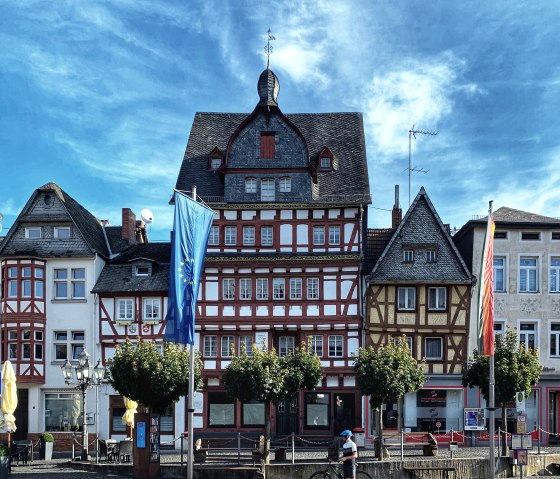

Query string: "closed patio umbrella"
[122, 396, 138, 437]
[1, 360, 18, 445]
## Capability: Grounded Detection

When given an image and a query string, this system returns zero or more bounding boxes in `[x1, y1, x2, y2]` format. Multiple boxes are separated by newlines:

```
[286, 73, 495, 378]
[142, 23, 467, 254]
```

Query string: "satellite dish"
[140, 208, 154, 224]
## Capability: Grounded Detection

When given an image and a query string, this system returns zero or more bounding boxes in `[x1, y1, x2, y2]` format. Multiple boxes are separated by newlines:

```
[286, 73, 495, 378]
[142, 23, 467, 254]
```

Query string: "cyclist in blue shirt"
[340, 430, 357, 479]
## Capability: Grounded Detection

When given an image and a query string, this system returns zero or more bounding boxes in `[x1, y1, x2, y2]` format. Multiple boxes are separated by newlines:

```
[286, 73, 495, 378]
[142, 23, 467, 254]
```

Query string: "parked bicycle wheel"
[356, 470, 373, 479]
[308, 471, 332, 479]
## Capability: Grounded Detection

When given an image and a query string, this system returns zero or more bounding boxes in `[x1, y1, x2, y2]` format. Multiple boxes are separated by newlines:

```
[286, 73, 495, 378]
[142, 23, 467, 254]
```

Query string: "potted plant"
[0, 443, 10, 479]
[39, 432, 54, 460]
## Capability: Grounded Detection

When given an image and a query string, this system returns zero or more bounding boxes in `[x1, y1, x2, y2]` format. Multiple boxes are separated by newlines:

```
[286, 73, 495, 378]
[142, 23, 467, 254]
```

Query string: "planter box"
[40, 441, 54, 461]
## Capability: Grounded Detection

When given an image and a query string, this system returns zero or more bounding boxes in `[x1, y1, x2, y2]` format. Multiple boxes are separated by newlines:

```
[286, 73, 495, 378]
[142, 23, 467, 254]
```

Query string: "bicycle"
[308, 457, 373, 479]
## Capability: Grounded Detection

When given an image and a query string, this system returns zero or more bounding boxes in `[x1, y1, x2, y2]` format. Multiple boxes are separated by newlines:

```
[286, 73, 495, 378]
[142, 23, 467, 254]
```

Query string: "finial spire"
[264, 29, 275, 69]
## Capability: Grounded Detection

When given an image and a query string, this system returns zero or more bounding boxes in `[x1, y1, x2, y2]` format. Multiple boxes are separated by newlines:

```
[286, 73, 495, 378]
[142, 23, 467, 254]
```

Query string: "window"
[553, 232, 560, 240]
[8, 331, 17, 360]
[394, 336, 413, 354]
[494, 321, 506, 338]
[273, 278, 285, 300]
[225, 226, 237, 245]
[307, 278, 319, 300]
[260, 132, 275, 159]
[290, 278, 302, 300]
[35, 331, 43, 360]
[306, 392, 329, 428]
[426, 250, 437, 263]
[54, 268, 85, 300]
[117, 299, 134, 322]
[239, 336, 253, 356]
[547, 323, 560, 358]
[261, 226, 273, 246]
[313, 226, 325, 245]
[208, 392, 235, 427]
[428, 287, 446, 310]
[245, 178, 257, 193]
[34, 268, 44, 299]
[221, 336, 235, 358]
[210, 158, 222, 170]
[22, 267, 32, 298]
[494, 257, 506, 292]
[519, 323, 537, 350]
[328, 335, 343, 357]
[239, 278, 252, 300]
[261, 178, 275, 201]
[397, 287, 416, 310]
[425, 337, 443, 360]
[519, 257, 538, 292]
[279, 336, 295, 356]
[494, 231, 507, 239]
[550, 257, 560, 293]
[25, 227, 41, 239]
[143, 298, 161, 321]
[208, 226, 219, 245]
[223, 279, 235, 300]
[204, 336, 217, 357]
[243, 226, 255, 246]
[242, 400, 265, 426]
[279, 177, 291, 192]
[7, 267, 17, 297]
[403, 249, 414, 262]
[329, 226, 340, 245]
[135, 265, 149, 276]
[54, 330, 84, 360]
[309, 336, 323, 357]
[21, 330, 31, 359]
[521, 232, 540, 241]
[110, 396, 127, 434]
[45, 392, 82, 432]
[256, 278, 268, 300]
[54, 226, 71, 239]
[320, 157, 331, 168]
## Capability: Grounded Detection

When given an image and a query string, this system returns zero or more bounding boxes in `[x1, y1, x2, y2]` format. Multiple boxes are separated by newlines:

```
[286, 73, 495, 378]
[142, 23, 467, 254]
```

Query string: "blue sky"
[1, 1, 559, 241]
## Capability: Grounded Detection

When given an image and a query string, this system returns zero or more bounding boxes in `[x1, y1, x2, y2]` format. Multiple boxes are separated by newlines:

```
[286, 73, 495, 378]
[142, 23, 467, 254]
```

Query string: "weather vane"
[264, 29, 275, 68]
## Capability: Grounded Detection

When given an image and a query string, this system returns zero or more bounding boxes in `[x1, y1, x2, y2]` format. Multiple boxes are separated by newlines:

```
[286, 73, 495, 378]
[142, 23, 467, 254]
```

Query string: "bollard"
[237, 432, 241, 465]
[291, 432, 295, 465]
[400, 430, 404, 462]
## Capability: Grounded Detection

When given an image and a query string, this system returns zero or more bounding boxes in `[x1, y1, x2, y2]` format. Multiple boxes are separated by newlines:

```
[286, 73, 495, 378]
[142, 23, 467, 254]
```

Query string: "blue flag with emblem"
[165, 192, 214, 345]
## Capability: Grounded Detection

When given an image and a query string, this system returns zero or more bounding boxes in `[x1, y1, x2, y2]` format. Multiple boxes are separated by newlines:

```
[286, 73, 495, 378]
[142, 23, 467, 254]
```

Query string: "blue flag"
[165, 192, 214, 345]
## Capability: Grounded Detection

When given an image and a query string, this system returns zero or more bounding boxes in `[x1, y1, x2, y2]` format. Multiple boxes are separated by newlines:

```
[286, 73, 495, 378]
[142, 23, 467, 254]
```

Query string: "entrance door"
[14, 388, 28, 440]
[276, 397, 298, 435]
[549, 391, 560, 445]
[334, 393, 355, 434]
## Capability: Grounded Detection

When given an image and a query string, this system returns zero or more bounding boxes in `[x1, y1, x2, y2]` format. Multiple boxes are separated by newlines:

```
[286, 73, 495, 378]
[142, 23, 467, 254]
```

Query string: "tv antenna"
[406, 124, 437, 206]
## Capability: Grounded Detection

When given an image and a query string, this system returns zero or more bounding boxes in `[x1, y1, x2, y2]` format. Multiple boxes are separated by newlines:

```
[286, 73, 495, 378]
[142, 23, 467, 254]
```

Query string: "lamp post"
[61, 350, 105, 461]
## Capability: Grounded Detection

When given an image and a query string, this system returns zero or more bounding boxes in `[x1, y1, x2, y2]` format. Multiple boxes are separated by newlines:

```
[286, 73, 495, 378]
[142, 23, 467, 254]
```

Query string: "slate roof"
[92, 243, 171, 293]
[175, 111, 370, 205]
[367, 187, 473, 284]
[0, 182, 111, 258]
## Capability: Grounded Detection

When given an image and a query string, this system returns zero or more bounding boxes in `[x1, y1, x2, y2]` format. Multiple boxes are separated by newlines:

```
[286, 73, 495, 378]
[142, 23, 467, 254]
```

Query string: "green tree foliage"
[462, 328, 542, 456]
[222, 343, 323, 463]
[354, 337, 426, 460]
[108, 339, 203, 413]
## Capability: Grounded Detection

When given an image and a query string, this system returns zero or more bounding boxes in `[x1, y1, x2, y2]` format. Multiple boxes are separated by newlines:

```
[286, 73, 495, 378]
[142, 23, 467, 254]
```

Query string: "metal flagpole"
[487, 201, 495, 479]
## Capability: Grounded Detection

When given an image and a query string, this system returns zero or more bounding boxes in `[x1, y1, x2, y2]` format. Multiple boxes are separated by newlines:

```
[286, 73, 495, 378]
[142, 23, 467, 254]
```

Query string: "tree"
[108, 339, 203, 413]
[222, 343, 323, 464]
[462, 328, 542, 456]
[354, 337, 426, 460]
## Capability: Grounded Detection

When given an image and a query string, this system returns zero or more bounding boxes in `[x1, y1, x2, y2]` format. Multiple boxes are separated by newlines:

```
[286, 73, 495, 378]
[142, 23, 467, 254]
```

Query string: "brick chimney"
[122, 208, 137, 244]
[392, 185, 402, 229]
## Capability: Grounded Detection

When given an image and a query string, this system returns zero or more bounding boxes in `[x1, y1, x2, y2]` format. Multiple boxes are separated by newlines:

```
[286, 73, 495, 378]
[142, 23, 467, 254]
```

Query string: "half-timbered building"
[174, 68, 371, 437]
[365, 187, 474, 441]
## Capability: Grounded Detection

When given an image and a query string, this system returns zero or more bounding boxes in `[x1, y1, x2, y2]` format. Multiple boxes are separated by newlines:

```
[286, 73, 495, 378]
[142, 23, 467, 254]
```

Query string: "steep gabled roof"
[367, 187, 473, 284]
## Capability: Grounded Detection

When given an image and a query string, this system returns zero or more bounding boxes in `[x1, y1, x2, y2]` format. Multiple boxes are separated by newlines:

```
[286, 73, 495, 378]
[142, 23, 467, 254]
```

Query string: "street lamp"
[61, 350, 105, 460]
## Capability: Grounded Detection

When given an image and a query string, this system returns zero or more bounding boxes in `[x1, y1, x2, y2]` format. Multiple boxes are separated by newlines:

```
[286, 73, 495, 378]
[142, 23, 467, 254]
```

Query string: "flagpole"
[487, 201, 495, 479]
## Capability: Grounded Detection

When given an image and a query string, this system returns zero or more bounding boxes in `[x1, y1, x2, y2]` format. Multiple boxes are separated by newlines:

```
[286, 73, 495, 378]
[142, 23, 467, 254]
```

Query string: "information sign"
[464, 408, 486, 430]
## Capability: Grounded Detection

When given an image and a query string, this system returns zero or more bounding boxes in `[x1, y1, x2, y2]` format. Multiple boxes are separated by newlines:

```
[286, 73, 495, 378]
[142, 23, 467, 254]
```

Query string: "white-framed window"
[494, 256, 506, 292]
[494, 320, 506, 339]
[204, 335, 217, 357]
[22, 267, 32, 298]
[54, 226, 71, 239]
[54, 268, 85, 300]
[211, 157, 222, 170]
[245, 178, 257, 193]
[239, 278, 252, 300]
[394, 336, 413, 355]
[261, 178, 275, 201]
[135, 265, 150, 276]
[34, 330, 43, 360]
[550, 257, 560, 293]
[54, 330, 84, 360]
[426, 250, 437, 263]
[279, 177, 291, 193]
[403, 249, 414, 262]
[313, 226, 325, 245]
[320, 157, 331, 168]
[519, 322, 537, 350]
[261, 226, 273, 246]
[208, 226, 219, 245]
[117, 299, 134, 322]
[328, 335, 343, 357]
[550, 323, 560, 357]
[45, 392, 82, 432]
[256, 278, 268, 300]
[279, 336, 295, 357]
[425, 337, 443, 360]
[273, 278, 285, 300]
[309, 336, 323, 357]
[239, 336, 253, 356]
[519, 257, 538, 292]
[225, 226, 237, 246]
[223, 279, 235, 300]
[290, 278, 302, 300]
[397, 287, 416, 310]
[8, 331, 17, 360]
[7, 267, 18, 298]
[221, 336, 235, 358]
[307, 278, 319, 300]
[428, 287, 446, 310]
[329, 226, 340, 245]
[143, 298, 161, 321]
[25, 227, 42, 239]
[243, 226, 255, 246]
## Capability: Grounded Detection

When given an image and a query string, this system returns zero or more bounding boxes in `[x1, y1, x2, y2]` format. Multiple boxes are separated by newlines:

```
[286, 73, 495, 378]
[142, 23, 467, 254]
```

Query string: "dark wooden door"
[14, 388, 28, 440]
[276, 397, 298, 435]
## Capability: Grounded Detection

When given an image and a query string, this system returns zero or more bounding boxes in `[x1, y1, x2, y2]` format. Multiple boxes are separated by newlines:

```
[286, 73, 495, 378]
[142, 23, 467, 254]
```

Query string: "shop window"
[208, 392, 235, 427]
[242, 400, 264, 426]
[160, 404, 175, 434]
[45, 392, 82, 432]
[305, 392, 330, 429]
[110, 395, 127, 434]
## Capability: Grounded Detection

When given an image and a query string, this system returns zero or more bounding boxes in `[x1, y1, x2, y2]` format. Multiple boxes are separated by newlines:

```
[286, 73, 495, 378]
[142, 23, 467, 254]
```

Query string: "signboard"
[517, 413, 527, 433]
[464, 408, 486, 431]
[512, 434, 533, 450]
[149, 414, 160, 463]
[137, 421, 146, 449]
[517, 449, 528, 465]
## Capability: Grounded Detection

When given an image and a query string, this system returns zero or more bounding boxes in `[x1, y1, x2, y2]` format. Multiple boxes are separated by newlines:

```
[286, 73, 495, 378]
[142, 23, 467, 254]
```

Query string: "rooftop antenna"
[406, 124, 437, 206]
[264, 28, 275, 68]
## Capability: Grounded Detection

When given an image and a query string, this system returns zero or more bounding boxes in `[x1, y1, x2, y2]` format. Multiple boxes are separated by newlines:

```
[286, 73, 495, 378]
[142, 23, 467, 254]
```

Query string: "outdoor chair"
[119, 439, 133, 463]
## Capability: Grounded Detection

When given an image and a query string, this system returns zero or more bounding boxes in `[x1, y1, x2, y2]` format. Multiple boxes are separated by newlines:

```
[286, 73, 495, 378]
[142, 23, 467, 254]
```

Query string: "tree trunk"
[376, 407, 385, 461]
[501, 404, 508, 457]
[264, 400, 271, 465]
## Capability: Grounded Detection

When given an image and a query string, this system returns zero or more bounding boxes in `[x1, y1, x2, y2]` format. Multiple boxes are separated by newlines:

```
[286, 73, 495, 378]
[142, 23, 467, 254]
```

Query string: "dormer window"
[318, 147, 334, 171]
[426, 249, 437, 263]
[260, 132, 275, 159]
[54, 226, 71, 239]
[208, 147, 224, 170]
[135, 265, 150, 277]
[403, 249, 414, 262]
[25, 227, 42, 239]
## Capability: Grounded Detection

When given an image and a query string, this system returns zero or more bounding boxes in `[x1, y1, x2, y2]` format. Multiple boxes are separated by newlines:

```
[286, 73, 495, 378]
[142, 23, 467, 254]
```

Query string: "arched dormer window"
[208, 147, 224, 171]
[245, 177, 257, 193]
[318, 147, 334, 171]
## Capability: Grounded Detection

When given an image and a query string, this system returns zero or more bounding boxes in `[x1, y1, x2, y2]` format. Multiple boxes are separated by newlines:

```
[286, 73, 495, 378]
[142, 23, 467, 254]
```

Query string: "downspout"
[358, 204, 366, 434]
